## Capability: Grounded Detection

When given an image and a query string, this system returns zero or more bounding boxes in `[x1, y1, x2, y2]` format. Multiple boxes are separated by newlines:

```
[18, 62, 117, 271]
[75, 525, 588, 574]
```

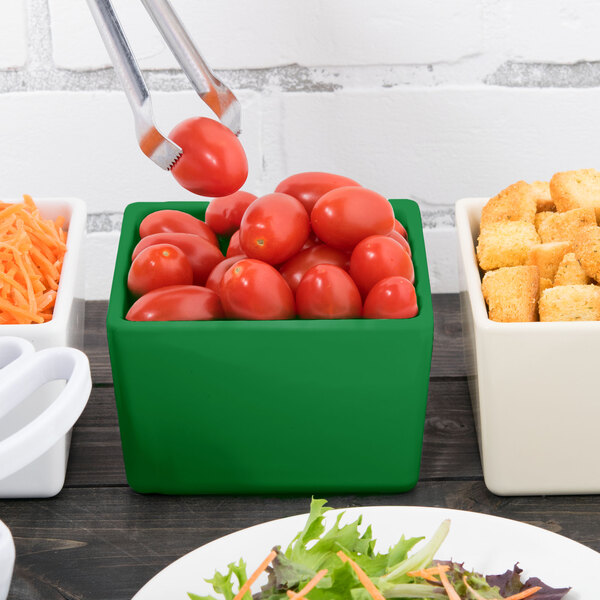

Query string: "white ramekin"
[0, 197, 87, 497]
[456, 197, 600, 495]
[0, 519, 14, 600]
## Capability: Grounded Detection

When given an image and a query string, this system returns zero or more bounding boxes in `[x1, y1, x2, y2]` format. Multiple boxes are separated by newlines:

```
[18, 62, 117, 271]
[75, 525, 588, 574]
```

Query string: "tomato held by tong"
[169, 117, 248, 197]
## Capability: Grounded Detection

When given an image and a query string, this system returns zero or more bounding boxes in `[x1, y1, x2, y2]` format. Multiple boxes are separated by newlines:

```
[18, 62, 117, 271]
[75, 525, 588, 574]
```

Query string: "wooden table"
[1, 296, 599, 600]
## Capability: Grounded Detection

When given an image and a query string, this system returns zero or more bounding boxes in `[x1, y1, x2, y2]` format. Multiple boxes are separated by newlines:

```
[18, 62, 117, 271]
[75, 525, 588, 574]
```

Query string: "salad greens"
[189, 499, 570, 600]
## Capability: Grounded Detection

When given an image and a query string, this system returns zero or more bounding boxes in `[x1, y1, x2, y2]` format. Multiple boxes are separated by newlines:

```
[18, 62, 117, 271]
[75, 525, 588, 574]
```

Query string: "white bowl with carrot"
[0, 195, 86, 345]
[0, 196, 87, 497]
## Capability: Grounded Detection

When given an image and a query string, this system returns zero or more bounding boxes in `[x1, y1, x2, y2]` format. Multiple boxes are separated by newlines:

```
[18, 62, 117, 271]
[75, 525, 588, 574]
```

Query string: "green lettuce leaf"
[189, 499, 571, 600]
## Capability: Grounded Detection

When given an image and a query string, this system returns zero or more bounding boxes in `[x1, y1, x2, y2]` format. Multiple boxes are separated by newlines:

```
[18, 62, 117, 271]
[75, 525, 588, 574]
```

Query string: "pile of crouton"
[477, 168, 600, 322]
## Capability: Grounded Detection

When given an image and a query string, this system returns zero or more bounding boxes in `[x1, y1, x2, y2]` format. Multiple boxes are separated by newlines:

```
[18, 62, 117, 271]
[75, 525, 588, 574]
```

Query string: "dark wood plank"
[85, 296, 468, 385]
[2, 484, 598, 600]
[421, 377, 481, 480]
[84, 300, 111, 385]
[63, 378, 481, 488]
[65, 387, 126, 487]
[431, 294, 465, 378]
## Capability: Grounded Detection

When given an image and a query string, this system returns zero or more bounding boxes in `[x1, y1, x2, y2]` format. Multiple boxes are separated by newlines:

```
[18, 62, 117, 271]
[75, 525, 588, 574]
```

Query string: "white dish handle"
[0, 336, 34, 368]
[0, 337, 35, 420]
[0, 520, 15, 600]
[0, 347, 92, 481]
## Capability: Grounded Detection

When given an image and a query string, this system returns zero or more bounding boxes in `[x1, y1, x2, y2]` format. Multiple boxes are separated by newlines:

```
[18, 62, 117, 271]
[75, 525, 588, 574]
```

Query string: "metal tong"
[86, 0, 241, 170]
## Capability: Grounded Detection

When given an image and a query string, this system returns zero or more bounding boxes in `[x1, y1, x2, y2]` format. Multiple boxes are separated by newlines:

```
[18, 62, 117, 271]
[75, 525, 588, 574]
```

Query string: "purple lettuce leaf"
[487, 563, 571, 600]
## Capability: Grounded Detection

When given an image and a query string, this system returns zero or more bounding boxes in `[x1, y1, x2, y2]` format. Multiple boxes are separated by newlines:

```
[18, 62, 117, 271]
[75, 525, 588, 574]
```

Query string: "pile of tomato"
[126, 172, 418, 321]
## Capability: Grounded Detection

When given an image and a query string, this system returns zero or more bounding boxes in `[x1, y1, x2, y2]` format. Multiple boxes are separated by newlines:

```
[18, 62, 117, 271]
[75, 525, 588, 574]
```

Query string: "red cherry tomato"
[139, 209, 218, 246]
[301, 231, 320, 250]
[132, 232, 223, 286]
[126, 285, 224, 321]
[205, 191, 257, 236]
[226, 230, 243, 258]
[169, 117, 248, 197]
[296, 265, 362, 319]
[240, 193, 310, 264]
[311, 187, 394, 251]
[363, 276, 418, 319]
[220, 259, 295, 320]
[275, 172, 361, 214]
[205, 255, 245, 293]
[387, 229, 411, 256]
[127, 243, 193, 296]
[394, 219, 408, 239]
[279, 244, 350, 293]
[350, 235, 414, 297]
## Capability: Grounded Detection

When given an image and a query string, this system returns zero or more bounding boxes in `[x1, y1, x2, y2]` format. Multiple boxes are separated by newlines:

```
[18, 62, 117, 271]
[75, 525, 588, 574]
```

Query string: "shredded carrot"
[337, 551, 385, 600]
[232, 550, 277, 600]
[504, 587, 542, 600]
[0, 195, 66, 324]
[286, 569, 328, 599]
[408, 565, 450, 582]
[438, 570, 461, 600]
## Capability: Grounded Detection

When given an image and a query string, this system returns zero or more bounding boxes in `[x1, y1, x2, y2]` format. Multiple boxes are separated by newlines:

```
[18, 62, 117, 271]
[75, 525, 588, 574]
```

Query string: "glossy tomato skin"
[394, 219, 408, 239]
[132, 232, 224, 286]
[296, 265, 362, 319]
[126, 285, 224, 321]
[205, 255, 245, 293]
[240, 193, 310, 264]
[139, 209, 218, 246]
[169, 117, 248, 197]
[226, 230, 243, 258]
[279, 244, 350, 293]
[127, 243, 193, 296]
[275, 172, 361, 214]
[205, 191, 257, 236]
[388, 229, 411, 256]
[363, 276, 418, 319]
[220, 258, 295, 320]
[350, 235, 414, 297]
[311, 187, 394, 251]
[301, 231, 320, 250]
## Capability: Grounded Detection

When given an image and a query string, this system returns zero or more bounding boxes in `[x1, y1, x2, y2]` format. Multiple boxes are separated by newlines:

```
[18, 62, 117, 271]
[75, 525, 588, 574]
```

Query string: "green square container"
[107, 199, 433, 494]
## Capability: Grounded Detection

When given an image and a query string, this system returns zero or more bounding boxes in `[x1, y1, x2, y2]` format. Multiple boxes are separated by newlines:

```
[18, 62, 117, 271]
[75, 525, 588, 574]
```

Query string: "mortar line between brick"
[86, 208, 454, 233]
[3, 61, 600, 94]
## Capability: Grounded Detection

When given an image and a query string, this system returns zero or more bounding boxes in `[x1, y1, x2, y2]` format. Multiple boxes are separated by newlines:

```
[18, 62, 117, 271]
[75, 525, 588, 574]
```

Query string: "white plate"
[133, 505, 598, 599]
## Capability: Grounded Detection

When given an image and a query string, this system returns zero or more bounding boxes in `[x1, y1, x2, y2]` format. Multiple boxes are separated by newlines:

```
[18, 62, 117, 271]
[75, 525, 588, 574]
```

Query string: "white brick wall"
[0, 90, 262, 213]
[507, 1, 600, 63]
[4, 0, 600, 298]
[275, 87, 600, 205]
[0, 2, 27, 68]
[49, 0, 484, 70]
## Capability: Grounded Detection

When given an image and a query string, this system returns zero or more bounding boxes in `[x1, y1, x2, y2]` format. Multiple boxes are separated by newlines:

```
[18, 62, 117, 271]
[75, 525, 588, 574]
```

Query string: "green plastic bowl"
[107, 199, 434, 494]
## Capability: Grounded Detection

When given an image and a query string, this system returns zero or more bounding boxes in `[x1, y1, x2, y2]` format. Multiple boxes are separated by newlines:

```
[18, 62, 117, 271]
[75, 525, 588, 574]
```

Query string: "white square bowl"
[0, 197, 86, 497]
[456, 197, 600, 496]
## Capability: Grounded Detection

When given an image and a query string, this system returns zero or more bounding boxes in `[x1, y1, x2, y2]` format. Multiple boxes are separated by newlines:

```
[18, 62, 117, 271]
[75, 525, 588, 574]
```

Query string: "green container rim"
[107, 199, 433, 332]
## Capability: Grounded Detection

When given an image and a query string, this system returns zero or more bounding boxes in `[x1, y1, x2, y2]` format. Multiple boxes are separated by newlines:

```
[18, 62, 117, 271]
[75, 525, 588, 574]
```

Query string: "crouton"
[539, 285, 600, 321]
[534, 210, 554, 234]
[480, 181, 537, 228]
[526, 241, 572, 282]
[539, 277, 553, 294]
[537, 207, 596, 243]
[550, 168, 600, 221]
[531, 180, 555, 212]
[482, 266, 539, 322]
[554, 253, 591, 286]
[573, 226, 600, 282]
[477, 221, 540, 271]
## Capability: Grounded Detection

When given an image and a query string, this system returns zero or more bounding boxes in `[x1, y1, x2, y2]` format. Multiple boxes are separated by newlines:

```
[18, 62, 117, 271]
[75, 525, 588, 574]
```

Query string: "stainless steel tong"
[86, 0, 241, 170]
